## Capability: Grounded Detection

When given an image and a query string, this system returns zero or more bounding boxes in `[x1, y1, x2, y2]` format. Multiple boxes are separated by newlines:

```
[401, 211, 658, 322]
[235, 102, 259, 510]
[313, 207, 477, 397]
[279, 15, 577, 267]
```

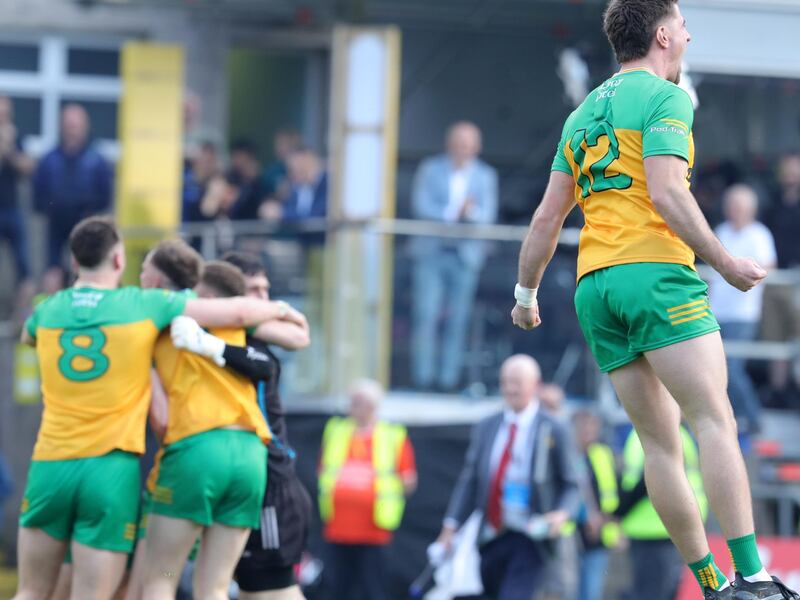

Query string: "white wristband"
[514, 284, 538, 308]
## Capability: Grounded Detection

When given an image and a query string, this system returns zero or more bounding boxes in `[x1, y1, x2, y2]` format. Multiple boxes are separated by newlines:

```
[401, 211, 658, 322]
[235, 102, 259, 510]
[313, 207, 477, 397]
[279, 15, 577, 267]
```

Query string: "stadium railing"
[1, 218, 800, 542]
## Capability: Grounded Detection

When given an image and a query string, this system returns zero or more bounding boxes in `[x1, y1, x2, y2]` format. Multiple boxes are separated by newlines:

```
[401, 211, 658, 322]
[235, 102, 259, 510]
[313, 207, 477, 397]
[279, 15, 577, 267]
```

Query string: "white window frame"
[0, 34, 124, 160]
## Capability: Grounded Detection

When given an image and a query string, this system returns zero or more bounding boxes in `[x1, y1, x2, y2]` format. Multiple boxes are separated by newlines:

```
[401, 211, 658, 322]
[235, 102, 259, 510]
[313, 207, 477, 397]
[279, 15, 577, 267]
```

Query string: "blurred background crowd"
[1, 0, 800, 598]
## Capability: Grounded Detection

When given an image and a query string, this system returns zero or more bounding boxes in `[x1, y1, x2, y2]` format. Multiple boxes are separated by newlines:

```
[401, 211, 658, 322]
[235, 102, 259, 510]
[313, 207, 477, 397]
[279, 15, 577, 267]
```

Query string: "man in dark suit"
[436, 354, 581, 600]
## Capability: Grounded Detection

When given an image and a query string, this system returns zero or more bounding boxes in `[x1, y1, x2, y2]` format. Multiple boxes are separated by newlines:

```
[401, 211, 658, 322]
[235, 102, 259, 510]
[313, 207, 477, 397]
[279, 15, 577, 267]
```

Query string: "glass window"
[0, 43, 39, 72]
[9, 96, 42, 137]
[67, 47, 120, 77]
[60, 99, 118, 140]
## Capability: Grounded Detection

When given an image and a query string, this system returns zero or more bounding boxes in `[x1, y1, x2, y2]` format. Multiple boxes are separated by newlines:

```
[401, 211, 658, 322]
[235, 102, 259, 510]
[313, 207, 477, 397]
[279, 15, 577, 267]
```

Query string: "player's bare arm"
[20, 328, 34, 347]
[512, 170, 576, 331]
[644, 155, 766, 292]
[148, 368, 169, 441]
[251, 309, 311, 351]
[182, 296, 287, 328]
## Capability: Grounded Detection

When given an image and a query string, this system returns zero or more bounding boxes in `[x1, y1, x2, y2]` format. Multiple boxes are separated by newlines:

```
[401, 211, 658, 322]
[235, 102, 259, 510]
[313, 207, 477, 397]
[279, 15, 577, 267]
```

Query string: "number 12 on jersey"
[569, 122, 632, 198]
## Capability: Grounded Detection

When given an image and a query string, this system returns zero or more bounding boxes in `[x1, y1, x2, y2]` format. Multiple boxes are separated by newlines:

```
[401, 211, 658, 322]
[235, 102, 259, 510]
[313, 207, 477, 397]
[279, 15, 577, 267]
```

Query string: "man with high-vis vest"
[318, 379, 417, 600]
[572, 409, 620, 600]
[616, 425, 707, 600]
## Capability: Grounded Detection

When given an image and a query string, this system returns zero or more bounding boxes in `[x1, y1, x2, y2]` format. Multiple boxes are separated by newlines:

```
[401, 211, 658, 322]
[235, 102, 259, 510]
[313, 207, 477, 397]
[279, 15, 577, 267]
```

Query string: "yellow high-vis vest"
[318, 417, 408, 531]
[621, 426, 707, 540]
[587, 442, 621, 548]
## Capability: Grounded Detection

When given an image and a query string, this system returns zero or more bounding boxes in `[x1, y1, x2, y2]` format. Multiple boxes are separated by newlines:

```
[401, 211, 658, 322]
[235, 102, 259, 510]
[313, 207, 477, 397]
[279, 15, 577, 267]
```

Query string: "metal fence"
[2, 217, 800, 560]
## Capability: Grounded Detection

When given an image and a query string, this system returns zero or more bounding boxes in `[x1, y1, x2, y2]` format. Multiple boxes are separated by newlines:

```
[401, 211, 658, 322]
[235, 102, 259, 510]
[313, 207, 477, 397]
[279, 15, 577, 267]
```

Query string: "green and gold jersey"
[551, 67, 696, 280]
[154, 326, 271, 446]
[24, 286, 187, 460]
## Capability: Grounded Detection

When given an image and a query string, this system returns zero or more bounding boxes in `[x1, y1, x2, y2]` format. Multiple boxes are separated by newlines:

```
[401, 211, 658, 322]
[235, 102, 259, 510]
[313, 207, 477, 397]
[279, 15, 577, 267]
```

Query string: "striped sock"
[727, 533, 764, 578]
[689, 553, 730, 591]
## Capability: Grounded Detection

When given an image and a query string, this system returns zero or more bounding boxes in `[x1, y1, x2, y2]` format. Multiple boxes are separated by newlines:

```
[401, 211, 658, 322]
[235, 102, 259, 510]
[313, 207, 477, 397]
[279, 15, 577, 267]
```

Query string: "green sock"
[689, 553, 729, 591]
[727, 533, 763, 577]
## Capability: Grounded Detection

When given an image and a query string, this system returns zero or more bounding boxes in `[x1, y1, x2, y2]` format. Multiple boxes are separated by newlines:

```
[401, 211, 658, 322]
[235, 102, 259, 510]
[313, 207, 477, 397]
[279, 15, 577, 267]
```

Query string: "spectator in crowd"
[540, 382, 567, 420]
[262, 129, 303, 206]
[0, 96, 35, 311]
[709, 184, 776, 432]
[763, 153, 800, 406]
[616, 425, 707, 600]
[182, 141, 220, 223]
[767, 154, 800, 269]
[318, 379, 417, 600]
[269, 147, 328, 393]
[572, 409, 619, 600]
[436, 354, 580, 600]
[271, 148, 328, 224]
[33, 103, 112, 275]
[194, 171, 241, 223]
[410, 121, 498, 392]
[228, 139, 268, 221]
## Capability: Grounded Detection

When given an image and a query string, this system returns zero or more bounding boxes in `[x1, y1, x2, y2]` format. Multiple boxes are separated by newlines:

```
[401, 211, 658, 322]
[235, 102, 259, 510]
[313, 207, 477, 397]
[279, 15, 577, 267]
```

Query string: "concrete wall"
[0, 0, 229, 143]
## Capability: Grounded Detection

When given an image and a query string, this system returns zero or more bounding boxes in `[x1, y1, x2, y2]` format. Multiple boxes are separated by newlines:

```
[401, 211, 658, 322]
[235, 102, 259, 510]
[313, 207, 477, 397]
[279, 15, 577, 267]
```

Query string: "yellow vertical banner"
[116, 43, 184, 282]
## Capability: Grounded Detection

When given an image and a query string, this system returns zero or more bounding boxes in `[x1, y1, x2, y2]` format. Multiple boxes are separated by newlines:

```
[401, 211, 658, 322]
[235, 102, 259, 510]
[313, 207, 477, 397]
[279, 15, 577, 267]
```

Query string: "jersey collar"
[616, 66, 657, 77]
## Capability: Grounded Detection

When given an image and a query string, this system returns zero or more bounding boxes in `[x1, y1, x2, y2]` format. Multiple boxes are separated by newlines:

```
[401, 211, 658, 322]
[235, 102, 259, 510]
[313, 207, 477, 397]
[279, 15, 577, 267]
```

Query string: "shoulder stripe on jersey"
[660, 118, 689, 132]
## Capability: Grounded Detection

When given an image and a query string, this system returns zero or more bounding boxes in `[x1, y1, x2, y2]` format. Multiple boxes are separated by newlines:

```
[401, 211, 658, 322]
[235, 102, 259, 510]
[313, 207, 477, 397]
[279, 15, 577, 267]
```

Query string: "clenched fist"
[511, 302, 541, 330]
[720, 257, 767, 292]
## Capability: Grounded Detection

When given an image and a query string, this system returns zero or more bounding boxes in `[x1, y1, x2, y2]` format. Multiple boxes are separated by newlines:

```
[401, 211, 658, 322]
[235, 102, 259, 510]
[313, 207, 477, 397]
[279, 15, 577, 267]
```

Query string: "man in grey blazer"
[409, 121, 498, 391]
[436, 355, 581, 600]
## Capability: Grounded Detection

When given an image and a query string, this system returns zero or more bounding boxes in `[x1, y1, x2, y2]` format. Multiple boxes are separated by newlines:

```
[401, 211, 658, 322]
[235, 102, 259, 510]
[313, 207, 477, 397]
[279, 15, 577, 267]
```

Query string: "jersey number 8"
[569, 122, 633, 198]
[58, 328, 110, 382]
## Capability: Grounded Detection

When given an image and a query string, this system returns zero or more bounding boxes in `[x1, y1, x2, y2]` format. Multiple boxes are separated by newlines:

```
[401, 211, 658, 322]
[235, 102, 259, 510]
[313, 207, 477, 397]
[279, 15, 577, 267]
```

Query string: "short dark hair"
[69, 216, 120, 269]
[603, 0, 679, 64]
[150, 239, 203, 290]
[200, 261, 245, 298]
[230, 138, 259, 158]
[220, 251, 266, 278]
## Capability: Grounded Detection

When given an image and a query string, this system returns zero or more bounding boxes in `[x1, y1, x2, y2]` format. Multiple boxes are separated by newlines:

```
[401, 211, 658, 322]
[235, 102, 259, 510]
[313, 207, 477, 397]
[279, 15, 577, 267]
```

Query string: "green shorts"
[20, 450, 140, 553]
[575, 262, 720, 373]
[149, 429, 267, 529]
[137, 491, 152, 541]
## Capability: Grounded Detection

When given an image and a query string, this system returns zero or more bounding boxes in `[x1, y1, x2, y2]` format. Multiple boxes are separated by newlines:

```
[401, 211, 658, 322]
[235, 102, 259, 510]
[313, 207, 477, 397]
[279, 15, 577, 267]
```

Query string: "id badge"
[502, 480, 531, 530]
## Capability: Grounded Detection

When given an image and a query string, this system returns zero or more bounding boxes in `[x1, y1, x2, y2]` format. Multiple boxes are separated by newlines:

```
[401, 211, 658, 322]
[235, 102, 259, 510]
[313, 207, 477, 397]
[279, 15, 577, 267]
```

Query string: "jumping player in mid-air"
[512, 1, 799, 599]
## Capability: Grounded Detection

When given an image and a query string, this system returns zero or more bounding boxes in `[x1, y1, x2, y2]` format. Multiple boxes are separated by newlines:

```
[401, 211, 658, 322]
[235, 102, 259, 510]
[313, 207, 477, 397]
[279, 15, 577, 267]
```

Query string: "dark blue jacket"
[33, 144, 112, 219]
[282, 173, 328, 222]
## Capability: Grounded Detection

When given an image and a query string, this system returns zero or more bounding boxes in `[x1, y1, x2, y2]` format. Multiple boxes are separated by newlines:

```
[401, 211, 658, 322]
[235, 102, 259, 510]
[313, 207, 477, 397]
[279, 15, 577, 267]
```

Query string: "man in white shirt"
[435, 355, 580, 600]
[409, 122, 499, 392]
[709, 184, 777, 433]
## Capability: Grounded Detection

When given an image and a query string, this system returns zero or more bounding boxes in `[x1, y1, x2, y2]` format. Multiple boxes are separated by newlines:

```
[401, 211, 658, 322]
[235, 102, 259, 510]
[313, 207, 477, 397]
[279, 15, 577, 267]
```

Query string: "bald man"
[437, 355, 580, 600]
[709, 184, 776, 433]
[409, 121, 498, 392]
[34, 103, 112, 274]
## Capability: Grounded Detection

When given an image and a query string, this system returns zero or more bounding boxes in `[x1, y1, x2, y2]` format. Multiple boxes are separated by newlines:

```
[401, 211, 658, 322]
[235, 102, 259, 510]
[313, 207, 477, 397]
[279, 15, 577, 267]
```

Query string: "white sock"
[743, 568, 772, 583]
[718, 580, 731, 590]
